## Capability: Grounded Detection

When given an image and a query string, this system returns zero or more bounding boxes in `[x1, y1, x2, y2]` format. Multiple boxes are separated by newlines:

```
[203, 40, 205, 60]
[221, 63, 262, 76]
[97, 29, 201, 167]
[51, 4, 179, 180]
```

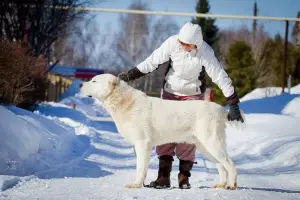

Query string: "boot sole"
[179, 185, 191, 189]
[143, 184, 171, 189]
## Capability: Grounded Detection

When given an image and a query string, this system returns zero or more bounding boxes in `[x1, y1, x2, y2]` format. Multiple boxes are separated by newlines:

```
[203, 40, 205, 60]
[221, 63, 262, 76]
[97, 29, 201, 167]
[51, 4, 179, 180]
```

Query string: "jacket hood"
[178, 22, 203, 48]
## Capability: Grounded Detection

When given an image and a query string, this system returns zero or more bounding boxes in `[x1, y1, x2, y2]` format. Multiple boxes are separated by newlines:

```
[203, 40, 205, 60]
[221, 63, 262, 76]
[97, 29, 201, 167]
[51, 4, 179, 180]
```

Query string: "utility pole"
[282, 20, 289, 94]
[252, 0, 258, 41]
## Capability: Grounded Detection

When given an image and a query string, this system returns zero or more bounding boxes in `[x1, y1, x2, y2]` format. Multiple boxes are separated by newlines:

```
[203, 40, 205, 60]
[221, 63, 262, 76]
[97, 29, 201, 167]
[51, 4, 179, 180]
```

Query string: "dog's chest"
[116, 122, 137, 145]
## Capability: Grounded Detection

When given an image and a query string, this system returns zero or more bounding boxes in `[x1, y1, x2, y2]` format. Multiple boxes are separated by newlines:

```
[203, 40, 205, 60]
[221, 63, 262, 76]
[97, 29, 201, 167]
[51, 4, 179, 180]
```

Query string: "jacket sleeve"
[136, 36, 174, 73]
[201, 43, 239, 105]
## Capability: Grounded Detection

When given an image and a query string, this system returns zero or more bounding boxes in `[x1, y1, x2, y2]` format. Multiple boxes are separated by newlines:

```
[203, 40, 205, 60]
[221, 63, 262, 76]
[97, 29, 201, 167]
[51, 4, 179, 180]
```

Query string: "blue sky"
[93, 0, 300, 39]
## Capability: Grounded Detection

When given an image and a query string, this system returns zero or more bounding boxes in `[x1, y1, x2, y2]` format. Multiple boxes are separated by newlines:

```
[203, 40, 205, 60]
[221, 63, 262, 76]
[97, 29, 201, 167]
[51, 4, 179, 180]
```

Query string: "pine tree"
[270, 35, 284, 86]
[206, 41, 256, 105]
[292, 12, 300, 45]
[292, 11, 300, 83]
[225, 41, 256, 98]
[191, 0, 219, 50]
[191, 0, 223, 104]
[252, 1, 258, 41]
[266, 34, 297, 86]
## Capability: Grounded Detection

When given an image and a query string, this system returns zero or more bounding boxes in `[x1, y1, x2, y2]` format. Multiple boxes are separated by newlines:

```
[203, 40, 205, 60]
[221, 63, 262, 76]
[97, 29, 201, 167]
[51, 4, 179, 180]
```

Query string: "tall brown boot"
[148, 155, 173, 189]
[178, 159, 194, 189]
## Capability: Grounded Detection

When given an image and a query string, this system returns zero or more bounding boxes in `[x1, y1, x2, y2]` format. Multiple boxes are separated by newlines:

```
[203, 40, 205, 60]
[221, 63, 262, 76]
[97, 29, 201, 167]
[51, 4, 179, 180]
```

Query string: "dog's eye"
[92, 81, 96, 83]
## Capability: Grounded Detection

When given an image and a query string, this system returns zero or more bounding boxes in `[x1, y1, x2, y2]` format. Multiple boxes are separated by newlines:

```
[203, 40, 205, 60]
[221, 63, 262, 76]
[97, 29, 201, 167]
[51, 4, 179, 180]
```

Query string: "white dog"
[79, 73, 245, 190]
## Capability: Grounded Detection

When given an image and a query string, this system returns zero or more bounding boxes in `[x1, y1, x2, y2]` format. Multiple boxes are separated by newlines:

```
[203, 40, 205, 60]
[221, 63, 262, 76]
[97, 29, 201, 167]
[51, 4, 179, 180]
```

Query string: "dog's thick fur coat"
[80, 74, 244, 190]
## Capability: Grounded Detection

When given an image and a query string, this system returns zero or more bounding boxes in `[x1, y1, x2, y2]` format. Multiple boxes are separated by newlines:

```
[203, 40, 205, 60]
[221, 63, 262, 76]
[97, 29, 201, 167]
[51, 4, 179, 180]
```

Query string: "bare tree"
[111, 2, 150, 71]
[110, 2, 179, 92]
[292, 12, 300, 82]
[218, 25, 253, 62]
[0, 40, 47, 108]
[292, 11, 300, 45]
[218, 24, 271, 87]
[263, 87, 280, 98]
[52, 15, 112, 69]
[252, 25, 273, 86]
[142, 16, 179, 92]
[59, 19, 98, 67]
[0, 0, 91, 59]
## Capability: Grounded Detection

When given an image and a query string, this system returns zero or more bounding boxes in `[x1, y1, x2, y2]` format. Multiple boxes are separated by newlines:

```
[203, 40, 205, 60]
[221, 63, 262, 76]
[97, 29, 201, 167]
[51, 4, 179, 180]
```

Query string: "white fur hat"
[178, 22, 203, 47]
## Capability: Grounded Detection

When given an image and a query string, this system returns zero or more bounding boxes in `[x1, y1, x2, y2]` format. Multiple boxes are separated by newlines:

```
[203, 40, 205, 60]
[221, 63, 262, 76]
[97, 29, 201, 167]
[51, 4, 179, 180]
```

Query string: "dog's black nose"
[79, 83, 83, 88]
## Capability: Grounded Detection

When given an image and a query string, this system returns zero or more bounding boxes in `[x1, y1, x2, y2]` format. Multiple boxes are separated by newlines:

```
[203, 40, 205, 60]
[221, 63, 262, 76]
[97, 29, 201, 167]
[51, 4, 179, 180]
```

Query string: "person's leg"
[175, 143, 196, 189]
[148, 154, 174, 188]
[156, 143, 176, 157]
[148, 90, 179, 188]
[149, 135, 176, 188]
[175, 143, 196, 161]
[155, 90, 181, 159]
[175, 94, 204, 189]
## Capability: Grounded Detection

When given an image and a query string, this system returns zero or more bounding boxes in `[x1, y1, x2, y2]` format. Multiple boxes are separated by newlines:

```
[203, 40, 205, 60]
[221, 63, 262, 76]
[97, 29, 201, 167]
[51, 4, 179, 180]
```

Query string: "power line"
[73, 7, 300, 22]
[23, 4, 300, 22]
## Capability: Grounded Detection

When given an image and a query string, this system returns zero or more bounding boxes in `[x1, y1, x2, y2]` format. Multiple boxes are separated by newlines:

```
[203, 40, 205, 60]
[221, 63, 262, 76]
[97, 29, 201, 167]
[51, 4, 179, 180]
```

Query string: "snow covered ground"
[1, 84, 300, 200]
[240, 84, 300, 102]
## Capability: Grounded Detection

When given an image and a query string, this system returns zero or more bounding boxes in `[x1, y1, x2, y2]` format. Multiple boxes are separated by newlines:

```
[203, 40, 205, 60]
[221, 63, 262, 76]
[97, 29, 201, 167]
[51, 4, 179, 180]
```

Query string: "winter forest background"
[1, 0, 300, 107]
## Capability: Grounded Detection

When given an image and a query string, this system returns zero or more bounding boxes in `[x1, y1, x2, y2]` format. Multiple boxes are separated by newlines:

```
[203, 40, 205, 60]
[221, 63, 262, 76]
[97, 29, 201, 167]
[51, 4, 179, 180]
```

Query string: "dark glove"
[117, 72, 130, 82]
[227, 104, 244, 123]
[117, 67, 146, 82]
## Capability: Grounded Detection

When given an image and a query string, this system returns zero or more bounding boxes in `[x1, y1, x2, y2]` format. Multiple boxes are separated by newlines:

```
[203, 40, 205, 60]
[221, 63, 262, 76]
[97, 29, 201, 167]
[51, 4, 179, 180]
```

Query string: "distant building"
[49, 65, 105, 81]
[45, 65, 105, 102]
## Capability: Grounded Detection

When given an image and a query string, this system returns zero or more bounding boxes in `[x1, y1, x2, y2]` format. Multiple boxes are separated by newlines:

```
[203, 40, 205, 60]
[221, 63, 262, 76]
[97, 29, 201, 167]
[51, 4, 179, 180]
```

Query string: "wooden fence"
[45, 74, 161, 102]
[45, 74, 73, 102]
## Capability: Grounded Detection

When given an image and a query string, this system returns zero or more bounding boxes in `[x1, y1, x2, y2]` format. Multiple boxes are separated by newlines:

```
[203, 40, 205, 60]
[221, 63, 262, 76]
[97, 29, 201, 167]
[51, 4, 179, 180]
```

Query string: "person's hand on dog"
[117, 72, 129, 82]
[227, 104, 244, 123]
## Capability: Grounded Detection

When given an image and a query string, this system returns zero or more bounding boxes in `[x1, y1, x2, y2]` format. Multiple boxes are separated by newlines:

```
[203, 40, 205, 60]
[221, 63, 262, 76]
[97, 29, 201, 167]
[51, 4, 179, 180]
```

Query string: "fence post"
[287, 74, 292, 94]
[282, 20, 289, 94]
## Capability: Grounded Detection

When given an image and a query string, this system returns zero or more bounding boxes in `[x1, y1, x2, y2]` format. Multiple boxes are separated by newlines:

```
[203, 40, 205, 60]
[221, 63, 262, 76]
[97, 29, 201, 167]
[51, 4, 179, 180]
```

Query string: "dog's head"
[79, 74, 120, 101]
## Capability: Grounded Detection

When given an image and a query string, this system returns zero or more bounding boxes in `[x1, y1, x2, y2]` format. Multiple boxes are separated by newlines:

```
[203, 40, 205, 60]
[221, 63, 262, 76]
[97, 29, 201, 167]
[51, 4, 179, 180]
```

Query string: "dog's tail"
[223, 108, 246, 130]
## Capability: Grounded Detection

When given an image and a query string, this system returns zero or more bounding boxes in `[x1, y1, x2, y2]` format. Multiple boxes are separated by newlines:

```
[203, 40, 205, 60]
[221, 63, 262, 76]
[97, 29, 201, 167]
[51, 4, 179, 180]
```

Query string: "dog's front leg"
[125, 140, 152, 189]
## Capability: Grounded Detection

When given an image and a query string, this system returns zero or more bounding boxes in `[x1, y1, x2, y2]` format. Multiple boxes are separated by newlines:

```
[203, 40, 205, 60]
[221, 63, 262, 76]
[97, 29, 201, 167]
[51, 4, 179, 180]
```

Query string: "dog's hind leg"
[125, 140, 152, 189]
[194, 141, 227, 188]
[200, 139, 237, 190]
[194, 141, 218, 163]
[213, 163, 227, 188]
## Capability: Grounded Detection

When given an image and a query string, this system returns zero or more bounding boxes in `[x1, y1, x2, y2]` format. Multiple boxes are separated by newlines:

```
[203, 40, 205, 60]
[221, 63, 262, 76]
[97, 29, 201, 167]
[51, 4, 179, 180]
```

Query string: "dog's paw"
[125, 183, 142, 188]
[224, 183, 237, 190]
[213, 183, 226, 189]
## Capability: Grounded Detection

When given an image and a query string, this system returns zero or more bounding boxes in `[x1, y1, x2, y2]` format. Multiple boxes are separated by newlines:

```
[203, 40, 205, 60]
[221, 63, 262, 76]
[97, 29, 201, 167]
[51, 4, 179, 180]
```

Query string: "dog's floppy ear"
[108, 76, 120, 90]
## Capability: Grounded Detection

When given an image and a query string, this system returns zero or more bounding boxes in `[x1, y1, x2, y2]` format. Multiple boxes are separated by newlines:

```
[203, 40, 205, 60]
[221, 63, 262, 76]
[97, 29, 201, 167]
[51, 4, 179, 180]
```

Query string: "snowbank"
[291, 84, 300, 94]
[36, 97, 116, 133]
[240, 84, 300, 102]
[225, 113, 300, 174]
[239, 93, 300, 115]
[281, 96, 300, 117]
[0, 105, 89, 190]
[238, 85, 300, 118]
[60, 95, 110, 118]
[0, 175, 33, 192]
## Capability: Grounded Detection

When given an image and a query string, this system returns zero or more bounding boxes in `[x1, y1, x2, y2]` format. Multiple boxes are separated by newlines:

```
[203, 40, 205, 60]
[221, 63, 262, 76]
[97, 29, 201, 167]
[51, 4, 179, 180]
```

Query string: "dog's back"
[142, 96, 226, 144]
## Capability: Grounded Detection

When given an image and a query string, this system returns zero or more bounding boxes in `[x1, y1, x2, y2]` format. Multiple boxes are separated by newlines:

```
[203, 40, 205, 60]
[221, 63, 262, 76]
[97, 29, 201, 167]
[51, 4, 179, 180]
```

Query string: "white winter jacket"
[136, 22, 235, 97]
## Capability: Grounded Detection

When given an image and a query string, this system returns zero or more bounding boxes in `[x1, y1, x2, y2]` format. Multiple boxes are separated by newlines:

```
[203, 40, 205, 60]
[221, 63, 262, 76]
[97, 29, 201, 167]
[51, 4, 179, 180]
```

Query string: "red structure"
[49, 65, 105, 81]
[74, 68, 105, 79]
